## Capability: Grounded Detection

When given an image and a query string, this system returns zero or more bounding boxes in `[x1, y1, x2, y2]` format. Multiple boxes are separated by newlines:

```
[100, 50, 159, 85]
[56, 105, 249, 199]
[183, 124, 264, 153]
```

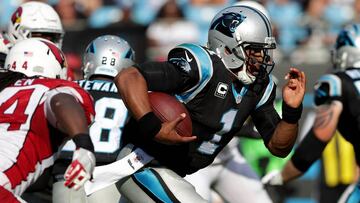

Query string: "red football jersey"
[0, 78, 95, 195]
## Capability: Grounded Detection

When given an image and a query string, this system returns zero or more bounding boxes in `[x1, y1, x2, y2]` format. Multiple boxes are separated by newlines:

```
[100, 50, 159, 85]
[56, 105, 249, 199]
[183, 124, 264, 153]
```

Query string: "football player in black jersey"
[114, 5, 306, 202]
[184, 2, 274, 203]
[52, 35, 135, 203]
[262, 23, 360, 203]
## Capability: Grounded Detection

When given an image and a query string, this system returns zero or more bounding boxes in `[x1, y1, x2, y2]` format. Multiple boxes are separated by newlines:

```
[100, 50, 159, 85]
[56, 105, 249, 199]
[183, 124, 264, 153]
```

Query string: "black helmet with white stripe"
[208, 5, 276, 85]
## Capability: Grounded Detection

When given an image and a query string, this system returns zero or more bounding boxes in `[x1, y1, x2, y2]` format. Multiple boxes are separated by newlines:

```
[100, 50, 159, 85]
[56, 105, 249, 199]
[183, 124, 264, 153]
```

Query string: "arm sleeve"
[135, 45, 203, 94]
[314, 74, 342, 106]
[291, 128, 328, 172]
[251, 83, 281, 144]
[235, 117, 261, 139]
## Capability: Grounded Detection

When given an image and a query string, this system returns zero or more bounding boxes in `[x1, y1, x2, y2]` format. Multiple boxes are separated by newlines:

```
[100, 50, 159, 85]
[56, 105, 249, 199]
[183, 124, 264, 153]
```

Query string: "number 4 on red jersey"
[0, 89, 34, 130]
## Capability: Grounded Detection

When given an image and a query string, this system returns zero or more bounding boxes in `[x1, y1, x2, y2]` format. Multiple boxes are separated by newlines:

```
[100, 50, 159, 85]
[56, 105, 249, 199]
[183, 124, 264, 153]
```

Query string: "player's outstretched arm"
[267, 68, 306, 157]
[263, 101, 343, 185]
[50, 93, 95, 190]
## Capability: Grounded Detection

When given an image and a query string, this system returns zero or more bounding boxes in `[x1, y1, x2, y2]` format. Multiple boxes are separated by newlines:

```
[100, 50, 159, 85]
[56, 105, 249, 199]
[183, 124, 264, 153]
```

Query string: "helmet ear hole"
[224, 46, 232, 55]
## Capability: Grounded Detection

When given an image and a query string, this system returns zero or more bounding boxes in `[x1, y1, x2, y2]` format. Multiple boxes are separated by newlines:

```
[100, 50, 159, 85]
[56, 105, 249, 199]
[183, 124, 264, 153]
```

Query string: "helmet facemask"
[30, 32, 64, 48]
[218, 38, 276, 84]
[237, 40, 275, 78]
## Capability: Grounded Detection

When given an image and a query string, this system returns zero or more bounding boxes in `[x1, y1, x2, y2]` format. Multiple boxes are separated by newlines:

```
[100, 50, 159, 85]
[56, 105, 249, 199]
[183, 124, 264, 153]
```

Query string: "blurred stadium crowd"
[2, 0, 360, 63]
[1, 0, 359, 203]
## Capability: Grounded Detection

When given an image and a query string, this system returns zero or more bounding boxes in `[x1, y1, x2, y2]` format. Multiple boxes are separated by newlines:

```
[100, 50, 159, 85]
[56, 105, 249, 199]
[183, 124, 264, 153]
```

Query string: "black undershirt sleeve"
[251, 86, 281, 145]
[135, 61, 192, 94]
[291, 128, 328, 172]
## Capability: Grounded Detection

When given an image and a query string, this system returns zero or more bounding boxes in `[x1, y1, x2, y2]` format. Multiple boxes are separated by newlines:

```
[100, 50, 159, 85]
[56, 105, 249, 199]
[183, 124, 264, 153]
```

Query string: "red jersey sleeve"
[42, 80, 95, 126]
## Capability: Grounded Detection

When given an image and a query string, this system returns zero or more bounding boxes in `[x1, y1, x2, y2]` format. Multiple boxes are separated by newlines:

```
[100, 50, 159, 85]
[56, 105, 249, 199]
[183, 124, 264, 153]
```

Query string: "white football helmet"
[5, 38, 67, 79]
[83, 35, 135, 79]
[208, 5, 276, 85]
[7, 1, 64, 48]
[0, 33, 12, 70]
[332, 23, 360, 70]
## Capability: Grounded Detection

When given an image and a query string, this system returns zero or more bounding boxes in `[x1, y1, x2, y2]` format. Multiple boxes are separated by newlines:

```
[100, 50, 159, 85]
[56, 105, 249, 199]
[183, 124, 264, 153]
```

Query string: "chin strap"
[261, 170, 284, 186]
[236, 65, 256, 85]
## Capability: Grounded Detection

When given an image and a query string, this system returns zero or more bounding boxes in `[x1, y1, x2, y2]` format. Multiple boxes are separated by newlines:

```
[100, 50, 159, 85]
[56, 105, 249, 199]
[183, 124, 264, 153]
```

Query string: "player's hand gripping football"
[64, 148, 96, 190]
[154, 113, 197, 145]
[282, 67, 306, 108]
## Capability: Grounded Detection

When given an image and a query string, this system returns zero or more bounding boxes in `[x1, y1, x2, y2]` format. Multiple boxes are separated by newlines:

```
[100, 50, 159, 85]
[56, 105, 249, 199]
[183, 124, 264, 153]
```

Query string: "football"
[148, 92, 192, 137]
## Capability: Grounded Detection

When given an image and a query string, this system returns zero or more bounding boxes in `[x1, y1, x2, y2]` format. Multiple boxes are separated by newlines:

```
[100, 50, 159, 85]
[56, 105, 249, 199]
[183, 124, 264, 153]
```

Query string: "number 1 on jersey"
[197, 109, 237, 155]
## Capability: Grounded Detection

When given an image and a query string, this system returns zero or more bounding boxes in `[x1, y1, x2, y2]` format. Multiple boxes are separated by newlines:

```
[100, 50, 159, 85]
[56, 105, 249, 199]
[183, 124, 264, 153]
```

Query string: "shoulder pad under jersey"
[168, 43, 215, 103]
[314, 74, 342, 106]
[255, 74, 276, 109]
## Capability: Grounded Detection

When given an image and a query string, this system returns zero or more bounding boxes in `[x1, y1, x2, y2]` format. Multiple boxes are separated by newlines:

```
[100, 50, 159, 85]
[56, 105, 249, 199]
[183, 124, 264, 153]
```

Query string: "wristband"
[282, 101, 302, 124]
[137, 112, 162, 139]
[72, 133, 94, 153]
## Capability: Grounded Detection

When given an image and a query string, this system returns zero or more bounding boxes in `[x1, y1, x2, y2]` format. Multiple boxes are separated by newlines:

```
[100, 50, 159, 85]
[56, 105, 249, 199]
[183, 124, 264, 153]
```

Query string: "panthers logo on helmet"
[86, 42, 95, 54]
[210, 12, 246, 38]
[11, 7, 23, 24]
[335, 29, 355, 49]
[124, 48, 135, 60]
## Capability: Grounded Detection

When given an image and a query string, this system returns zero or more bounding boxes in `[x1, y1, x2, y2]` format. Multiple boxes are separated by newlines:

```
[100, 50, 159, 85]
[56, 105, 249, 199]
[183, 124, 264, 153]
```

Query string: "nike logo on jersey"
[169, 58, 191, 73]
[185, 51, 193, 63]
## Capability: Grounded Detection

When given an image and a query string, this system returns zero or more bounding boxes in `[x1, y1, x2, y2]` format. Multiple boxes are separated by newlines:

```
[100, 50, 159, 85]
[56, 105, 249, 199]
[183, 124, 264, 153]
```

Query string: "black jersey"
[58, 80, 128, 165]
[314, 68, 360, 164]
[122, 43, 281, 176]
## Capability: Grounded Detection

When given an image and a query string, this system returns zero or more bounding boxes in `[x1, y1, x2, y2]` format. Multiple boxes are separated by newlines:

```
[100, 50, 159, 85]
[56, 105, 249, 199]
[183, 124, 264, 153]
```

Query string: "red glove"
[64, 148, 95, 190]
